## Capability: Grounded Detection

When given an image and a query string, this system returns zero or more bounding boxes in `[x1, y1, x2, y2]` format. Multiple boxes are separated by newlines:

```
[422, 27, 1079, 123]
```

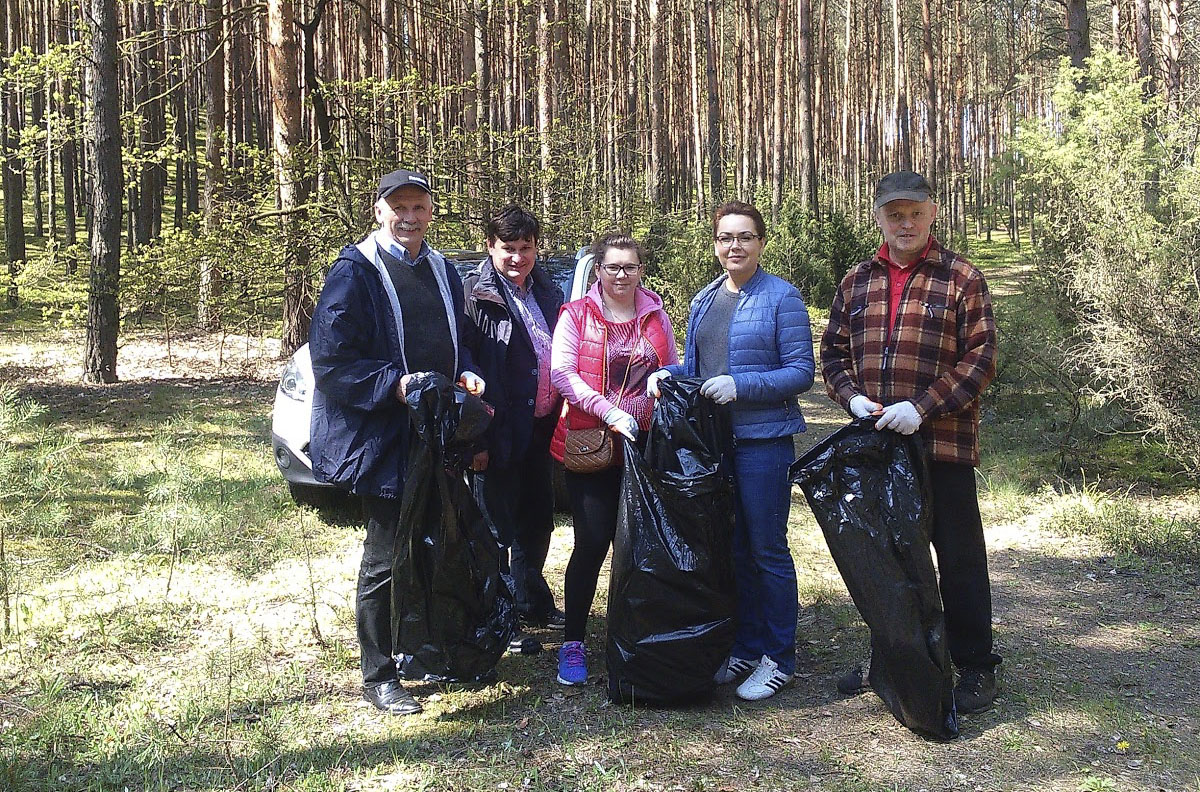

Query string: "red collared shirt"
[878, 237, 935, 339]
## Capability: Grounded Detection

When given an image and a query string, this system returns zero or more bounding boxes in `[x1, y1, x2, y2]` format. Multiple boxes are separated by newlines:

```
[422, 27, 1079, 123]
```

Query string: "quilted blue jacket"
[666, 266, 814, 440]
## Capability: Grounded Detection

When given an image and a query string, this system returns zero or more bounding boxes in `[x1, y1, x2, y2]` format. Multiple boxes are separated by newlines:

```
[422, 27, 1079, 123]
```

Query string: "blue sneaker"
[557, 641, 587, 685]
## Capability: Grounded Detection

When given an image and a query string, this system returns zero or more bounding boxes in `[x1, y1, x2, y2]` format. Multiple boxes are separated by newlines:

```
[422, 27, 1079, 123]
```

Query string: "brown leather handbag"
[562, 425, 614, 473]
[561, 319, 635, 474]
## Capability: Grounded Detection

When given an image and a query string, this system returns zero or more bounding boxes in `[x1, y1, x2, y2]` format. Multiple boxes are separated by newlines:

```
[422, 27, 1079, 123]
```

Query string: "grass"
[1, 234, 1199, 791]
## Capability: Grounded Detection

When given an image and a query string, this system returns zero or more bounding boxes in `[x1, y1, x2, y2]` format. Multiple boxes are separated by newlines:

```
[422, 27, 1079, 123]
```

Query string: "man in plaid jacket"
[820, 170, 1001, 714]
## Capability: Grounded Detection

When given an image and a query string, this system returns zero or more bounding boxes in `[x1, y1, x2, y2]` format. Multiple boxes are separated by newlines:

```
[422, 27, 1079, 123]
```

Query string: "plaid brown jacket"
[820, 238, 997, 465]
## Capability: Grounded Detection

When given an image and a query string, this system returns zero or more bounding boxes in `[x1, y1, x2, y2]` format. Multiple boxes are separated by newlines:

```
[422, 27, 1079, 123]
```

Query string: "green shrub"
[1043, 489, 1200, 563]
[1014, 52, 1200, 476]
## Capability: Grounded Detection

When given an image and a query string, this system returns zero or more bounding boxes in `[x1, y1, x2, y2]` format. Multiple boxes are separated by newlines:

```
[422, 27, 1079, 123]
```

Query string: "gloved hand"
[700, 375, 737, 404]
[647, 369, 672, 398]
[604, 407, 639, 441]
[849, 394, 883, 418]
[875, 400, 923, 435]
[459, 371, 486, 396]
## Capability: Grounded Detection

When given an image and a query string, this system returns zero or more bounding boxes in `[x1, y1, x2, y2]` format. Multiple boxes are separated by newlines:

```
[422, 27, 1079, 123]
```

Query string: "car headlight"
[279, 357, 310, 401]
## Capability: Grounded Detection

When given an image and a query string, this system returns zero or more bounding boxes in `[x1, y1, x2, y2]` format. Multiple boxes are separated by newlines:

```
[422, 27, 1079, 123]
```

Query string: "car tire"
[288, 482, 343, 509]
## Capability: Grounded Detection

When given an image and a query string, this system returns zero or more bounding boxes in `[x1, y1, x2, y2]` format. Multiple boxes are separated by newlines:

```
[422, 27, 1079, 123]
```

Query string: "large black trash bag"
[789, 417, 958, 740]
[607, 377, 737, 705]
[392, 372, 516, 682]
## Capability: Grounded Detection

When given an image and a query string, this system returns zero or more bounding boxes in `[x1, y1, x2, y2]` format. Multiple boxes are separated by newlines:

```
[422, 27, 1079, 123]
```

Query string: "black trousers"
[562, 464, 624, 643]
[929, 460, 1002, 671]
[358, 495, 403, 687]
[472, 414, 559, 622]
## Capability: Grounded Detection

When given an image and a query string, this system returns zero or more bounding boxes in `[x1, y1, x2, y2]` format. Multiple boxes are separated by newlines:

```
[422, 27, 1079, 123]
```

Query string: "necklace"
[600, 294, 637, 323]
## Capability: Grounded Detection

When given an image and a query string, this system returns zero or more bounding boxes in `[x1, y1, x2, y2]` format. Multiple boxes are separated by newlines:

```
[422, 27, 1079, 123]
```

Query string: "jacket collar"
[870, 236, 947, 270]
[471, 259, 555, 306]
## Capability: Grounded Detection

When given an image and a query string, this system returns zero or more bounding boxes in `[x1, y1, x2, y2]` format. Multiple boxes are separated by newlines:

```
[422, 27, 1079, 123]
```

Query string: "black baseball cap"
[873, 171, 933, 210]
[377, 169, 432, 201]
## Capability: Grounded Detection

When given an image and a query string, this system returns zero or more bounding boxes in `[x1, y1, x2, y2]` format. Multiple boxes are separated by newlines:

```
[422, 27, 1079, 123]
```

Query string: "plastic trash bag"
[607, 377, 737, 705]
[392, 372, 516, 682]
[789, 417, 958, 740]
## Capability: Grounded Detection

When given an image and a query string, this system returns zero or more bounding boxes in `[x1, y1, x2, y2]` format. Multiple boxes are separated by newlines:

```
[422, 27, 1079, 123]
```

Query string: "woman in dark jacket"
[653, 201, 814, 701]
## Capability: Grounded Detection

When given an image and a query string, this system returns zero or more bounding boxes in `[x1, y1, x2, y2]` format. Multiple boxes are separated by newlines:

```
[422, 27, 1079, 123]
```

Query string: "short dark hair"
[591, 231, 645, 266]
[486, 205, 540, 244]
[712, 201, 766, 239]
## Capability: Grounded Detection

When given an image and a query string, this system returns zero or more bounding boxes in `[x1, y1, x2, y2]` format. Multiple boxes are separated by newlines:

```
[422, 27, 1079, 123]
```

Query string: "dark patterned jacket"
[820, 237, 996, 466]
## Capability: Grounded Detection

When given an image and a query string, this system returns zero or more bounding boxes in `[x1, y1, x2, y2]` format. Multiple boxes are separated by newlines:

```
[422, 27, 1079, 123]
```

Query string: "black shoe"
[953, 667, 997, 714]
[836, 665, 870, 696]
[507, 633, 543, 655]
[522, 608, 566, 630]
[363, 681, 423, 715]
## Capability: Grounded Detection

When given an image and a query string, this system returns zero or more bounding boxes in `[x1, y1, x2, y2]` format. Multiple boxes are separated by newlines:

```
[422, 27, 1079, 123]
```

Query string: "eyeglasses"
[599, 263, 644, 276]
[715, 233, 762, 247]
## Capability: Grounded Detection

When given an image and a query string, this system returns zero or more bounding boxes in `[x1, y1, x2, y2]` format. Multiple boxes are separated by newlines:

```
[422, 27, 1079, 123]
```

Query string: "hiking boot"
[557, 640, 587, 686]
[836, 664, 870, 696]
[713, 655, 757, 685]
[953, 667, 997, 714]
[507, 633, 542, 655]
[736, 655, 793, 701]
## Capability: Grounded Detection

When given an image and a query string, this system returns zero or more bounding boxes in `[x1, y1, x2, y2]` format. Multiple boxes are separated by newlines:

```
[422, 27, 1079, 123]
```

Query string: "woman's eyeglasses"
[715, 233, 762, 247]
[599, 264, 644, 276]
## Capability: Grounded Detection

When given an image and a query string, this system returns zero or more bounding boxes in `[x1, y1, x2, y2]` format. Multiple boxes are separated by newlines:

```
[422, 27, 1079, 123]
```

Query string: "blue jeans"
[731, 437, 797, 675]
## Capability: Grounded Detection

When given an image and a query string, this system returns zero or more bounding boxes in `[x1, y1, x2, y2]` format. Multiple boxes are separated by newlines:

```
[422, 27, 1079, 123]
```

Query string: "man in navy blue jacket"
[309, 169, 484, 716]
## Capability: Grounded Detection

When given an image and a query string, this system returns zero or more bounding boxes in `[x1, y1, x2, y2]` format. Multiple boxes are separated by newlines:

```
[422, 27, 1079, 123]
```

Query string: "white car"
[272, 249, 596, 505]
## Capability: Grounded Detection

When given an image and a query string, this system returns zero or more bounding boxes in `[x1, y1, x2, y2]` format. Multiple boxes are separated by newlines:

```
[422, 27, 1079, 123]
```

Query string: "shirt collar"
[878, 236, 936, 268]
[376, 230, 430, 266]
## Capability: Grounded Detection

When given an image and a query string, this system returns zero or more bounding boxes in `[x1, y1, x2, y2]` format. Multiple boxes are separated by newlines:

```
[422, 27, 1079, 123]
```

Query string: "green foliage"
[1013, 52, 1200, 476]
[1043, 486, 1200, 564]
[764, 198, 879, 309]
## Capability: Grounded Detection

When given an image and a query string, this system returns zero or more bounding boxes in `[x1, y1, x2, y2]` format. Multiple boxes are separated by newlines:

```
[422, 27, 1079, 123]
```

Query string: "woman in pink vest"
[548, 232, 679, 686]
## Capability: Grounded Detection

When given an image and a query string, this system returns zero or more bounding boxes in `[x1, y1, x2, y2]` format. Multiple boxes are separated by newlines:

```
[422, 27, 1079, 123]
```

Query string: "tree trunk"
[770, 0, 789, 220]
[797, 0, 818, 212]
[1159, 0, 1181, 109]
[84, 0, 122, 383]
[703, 0, 722, 203]
[892, 0, 912, 171]
[1066, 0, 1091, 72]
[1, 0, 25, 307]
[920, 0, 937, 185]
[536, 0, 552, 217]
[268, 0, 313, 356]
[198, 0, 225, 329]
[1134, 0, 1154, 93]
[648, 0, 665, 210]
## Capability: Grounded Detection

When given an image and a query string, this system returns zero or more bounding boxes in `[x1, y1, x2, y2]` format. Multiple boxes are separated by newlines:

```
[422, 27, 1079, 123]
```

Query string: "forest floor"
[1, 238, 1198, 792]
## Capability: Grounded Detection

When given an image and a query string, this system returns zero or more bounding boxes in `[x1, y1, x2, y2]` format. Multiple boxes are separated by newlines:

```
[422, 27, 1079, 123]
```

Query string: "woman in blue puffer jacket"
[652, 200, 814, 702]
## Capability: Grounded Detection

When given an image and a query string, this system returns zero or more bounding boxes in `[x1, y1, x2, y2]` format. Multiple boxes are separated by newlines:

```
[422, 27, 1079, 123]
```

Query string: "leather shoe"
[363, 681, 423, 715]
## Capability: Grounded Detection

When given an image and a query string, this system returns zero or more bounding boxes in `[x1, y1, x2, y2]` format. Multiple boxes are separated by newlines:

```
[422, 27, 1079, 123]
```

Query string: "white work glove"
[458, 371, 486, 396]
[647, 369, 672, 398]
[603, 407, 639, 441]
[700, 374, 737, 405]
[849, 394, 883, 418]
[875, 400, 923, 435]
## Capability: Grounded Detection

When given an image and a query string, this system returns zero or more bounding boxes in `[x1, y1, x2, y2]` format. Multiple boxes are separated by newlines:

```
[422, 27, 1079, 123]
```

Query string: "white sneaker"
[736, 655, 793, 701]
[713, 655, 757, 684]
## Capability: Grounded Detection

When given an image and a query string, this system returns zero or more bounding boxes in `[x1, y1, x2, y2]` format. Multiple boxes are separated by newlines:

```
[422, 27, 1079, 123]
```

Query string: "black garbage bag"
[607, 377, 737, 705]
[392, 372, 516, 682]
[789, 417, 958, 741]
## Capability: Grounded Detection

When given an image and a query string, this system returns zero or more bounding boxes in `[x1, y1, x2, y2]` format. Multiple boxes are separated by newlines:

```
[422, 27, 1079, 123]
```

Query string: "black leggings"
[562, 465, 624, 643]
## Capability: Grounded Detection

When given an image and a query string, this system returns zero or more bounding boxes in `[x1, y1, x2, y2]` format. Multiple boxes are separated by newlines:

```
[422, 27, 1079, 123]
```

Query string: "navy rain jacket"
[309, 238, 477, 498]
